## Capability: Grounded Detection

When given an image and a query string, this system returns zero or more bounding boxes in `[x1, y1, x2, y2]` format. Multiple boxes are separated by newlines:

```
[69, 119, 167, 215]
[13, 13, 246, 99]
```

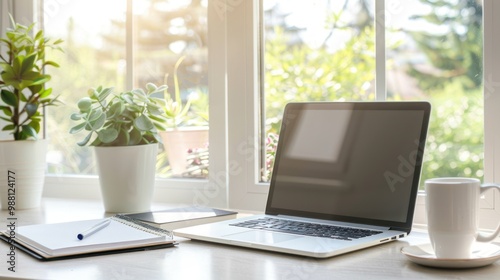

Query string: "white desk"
[1, 198, 499, 280]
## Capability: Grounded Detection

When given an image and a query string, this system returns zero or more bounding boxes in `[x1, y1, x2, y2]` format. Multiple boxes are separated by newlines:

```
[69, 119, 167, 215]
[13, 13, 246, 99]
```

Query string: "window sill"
[43, 174, 215, 206]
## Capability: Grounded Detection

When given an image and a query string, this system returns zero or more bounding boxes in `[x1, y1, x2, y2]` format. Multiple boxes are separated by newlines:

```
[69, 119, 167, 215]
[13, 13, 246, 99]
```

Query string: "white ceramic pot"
[160, 127, 208, 176]
[94, 143, 158, 213]
[0, 139, 47, 210]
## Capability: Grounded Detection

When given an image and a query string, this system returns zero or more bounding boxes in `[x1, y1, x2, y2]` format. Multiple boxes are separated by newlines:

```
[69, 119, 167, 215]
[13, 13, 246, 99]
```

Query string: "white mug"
[425, 177, 500, 259]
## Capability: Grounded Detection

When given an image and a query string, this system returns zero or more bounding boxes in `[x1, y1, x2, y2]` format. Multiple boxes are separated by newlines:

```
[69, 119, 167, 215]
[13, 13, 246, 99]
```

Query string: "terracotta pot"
[160, 127, 208, 176]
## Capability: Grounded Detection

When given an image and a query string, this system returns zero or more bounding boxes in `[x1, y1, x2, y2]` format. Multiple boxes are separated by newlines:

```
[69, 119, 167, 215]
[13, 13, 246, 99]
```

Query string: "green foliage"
[161, 55, 208, 128]
[69, 83, 168, 146]
[261, 25, 376, 181]
[405, 0, 484, 184]
[408, 0, 482, 90]
[0, 16, 63, 140]
[189, 88, 209, 125]
[162, 56, 192, 128]
[262, 3, 484, 186]
[264, 26, 375, 134]
[421, 81, 483, 182]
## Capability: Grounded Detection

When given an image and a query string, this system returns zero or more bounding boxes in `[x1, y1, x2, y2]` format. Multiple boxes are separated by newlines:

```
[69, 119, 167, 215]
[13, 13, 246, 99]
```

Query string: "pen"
[77, 219, 111, 240]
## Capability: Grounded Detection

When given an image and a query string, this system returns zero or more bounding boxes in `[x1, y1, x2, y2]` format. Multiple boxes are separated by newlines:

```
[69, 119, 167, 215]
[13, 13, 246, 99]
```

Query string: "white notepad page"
[16, 218, 169, 256]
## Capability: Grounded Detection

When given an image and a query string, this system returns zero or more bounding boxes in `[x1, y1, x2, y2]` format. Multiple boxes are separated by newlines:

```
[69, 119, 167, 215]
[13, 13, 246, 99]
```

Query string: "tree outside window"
[261, 0, 483, 188]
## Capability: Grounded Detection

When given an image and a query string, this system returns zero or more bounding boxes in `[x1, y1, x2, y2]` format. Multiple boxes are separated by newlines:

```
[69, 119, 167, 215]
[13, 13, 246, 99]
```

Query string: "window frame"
[9, 0, 500, 228]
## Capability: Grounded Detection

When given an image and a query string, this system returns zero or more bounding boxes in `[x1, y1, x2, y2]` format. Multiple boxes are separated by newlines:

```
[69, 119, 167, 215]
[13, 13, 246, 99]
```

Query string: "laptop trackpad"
[224, 230, 301, 245]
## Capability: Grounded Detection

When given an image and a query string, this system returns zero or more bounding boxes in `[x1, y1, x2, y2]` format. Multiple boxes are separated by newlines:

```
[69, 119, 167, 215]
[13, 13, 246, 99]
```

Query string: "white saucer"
[401, 243, 500, 269]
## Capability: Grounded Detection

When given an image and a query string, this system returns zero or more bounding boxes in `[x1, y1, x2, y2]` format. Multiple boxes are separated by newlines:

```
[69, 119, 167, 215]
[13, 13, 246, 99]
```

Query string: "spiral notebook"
[0, 215, 176, 261]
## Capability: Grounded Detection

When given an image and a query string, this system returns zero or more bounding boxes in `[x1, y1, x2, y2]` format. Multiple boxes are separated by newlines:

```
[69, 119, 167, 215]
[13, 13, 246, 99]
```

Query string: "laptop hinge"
[389, 226, 411, 234]
[275, 215, 390, 231]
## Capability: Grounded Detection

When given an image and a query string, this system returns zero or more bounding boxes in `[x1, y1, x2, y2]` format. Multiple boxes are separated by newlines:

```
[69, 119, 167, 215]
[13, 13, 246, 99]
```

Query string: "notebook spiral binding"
[112, 214, 174, 239]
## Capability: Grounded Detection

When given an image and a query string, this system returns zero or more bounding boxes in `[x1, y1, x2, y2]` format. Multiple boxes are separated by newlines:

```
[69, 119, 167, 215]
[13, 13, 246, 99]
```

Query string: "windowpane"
[44, 0, 127, 176]
[131, 0, 209, 179]
[261, 0, 484, 188]
[44, 0, 209, 179]
[385, 0, 484, 187]
[261, 0, 375, 181]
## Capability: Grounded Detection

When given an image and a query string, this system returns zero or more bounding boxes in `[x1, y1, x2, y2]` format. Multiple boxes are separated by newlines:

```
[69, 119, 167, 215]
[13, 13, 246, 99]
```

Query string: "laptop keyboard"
[230, 217, 382, 241]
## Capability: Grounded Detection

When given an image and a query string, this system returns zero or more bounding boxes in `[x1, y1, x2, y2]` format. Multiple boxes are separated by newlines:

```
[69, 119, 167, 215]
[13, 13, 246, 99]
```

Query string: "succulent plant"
[69, 83, 168, 146]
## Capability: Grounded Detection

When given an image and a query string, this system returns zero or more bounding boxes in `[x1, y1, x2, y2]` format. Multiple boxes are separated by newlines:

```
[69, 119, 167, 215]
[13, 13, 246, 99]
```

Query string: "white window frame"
[9, 1, 500, 228]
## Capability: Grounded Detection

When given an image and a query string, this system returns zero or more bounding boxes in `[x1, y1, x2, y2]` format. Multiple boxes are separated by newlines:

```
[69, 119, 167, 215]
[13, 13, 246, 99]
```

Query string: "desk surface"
[0, 198, 499, 280]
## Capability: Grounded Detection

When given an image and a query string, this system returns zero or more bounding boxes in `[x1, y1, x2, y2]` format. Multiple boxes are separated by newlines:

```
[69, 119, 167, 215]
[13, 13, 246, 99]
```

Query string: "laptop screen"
[266, 102, 431, 230]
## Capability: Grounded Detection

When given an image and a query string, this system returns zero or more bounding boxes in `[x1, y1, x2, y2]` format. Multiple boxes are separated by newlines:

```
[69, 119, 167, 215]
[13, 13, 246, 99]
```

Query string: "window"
[261, 1, 376, 182]
[4, 1, 500, 227]
[44, 0, 209, 179]
[33, 0, 217, 205]
[261, 0, 484, 188]
[224, 0, 500, 229]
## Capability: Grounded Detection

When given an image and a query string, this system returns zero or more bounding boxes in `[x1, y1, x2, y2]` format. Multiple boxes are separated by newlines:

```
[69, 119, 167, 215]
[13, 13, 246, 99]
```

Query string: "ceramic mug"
[425, 177, 500, 259]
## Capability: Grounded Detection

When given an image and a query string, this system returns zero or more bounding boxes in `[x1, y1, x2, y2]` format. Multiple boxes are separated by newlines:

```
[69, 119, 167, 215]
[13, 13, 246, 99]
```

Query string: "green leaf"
[147, 102, 163, 115]
[22, 125, 38, 139]
[69, 122, 86, 134]
[77, 132, 93, 146]
[34, 30, 43, 41]
[88, 108, 103, 122]
[122, 94, 134, 104]
[25, 102, 39, 118]
[149, 114, 167, 122]
[12, 56, 22, 76]
[1, 89, 18, 107]
[0, 105, 13, 116]
[29, 119, 41, 133]
[21, 53, 37, 74]
[39, 88, 53, 98]
[117, 127, 130, 146]
[77, 97, 92, 112]
[146, 83, 157, 92]
[53, 38, 64, 45]
[107, 100, 124, 118]
[70, 113, 83, 121]
[2, 124, 15, 131]
[129, 127, 142, 145]
[152, 132, 161, 143]
[19, 70, 40, 81]
[29, 84, 43, 96]
[152, 122, 168, 132]
[132, 88, 146, 97]
[43, 61, 60, 68]
[30, 75, 51, 86]
[1, 70, 20, 89]
[97, 128, 119, 143]
[90, 112, 106, 131]
[134, 115, 154, 131]
[88, 88, 99, 100]
[97, 87, 113, 102]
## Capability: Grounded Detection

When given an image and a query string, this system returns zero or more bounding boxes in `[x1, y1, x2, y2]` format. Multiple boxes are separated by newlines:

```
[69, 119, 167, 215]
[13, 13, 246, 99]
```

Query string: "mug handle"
[476, 183, 500, 242]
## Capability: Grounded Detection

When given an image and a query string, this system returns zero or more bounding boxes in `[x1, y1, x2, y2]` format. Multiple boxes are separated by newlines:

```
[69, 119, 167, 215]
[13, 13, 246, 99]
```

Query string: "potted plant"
[160, 56, 209, 177]
[0, 16, 63, 209]
[69, 83, 168, 213]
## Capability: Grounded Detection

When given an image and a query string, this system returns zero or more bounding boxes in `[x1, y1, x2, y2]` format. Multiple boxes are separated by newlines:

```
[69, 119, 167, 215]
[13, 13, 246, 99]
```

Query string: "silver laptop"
[175, 101, 431, 258]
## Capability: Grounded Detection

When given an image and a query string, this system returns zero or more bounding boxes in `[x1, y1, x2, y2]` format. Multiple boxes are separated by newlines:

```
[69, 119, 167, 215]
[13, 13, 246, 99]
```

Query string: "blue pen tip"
[77, 234, 83, 240]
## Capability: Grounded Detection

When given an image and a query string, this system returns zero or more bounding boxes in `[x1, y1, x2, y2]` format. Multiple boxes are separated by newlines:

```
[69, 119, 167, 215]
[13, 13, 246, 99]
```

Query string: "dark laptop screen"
[266, 102, 431, 230]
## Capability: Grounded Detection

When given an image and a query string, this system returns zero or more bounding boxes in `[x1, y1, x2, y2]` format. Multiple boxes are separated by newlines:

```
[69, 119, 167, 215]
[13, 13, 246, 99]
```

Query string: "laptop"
[175, 101, 431, 258]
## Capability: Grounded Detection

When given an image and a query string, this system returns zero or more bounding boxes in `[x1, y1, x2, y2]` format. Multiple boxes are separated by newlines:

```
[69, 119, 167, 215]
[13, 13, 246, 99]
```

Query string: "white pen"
[77, 219, 111, 240]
